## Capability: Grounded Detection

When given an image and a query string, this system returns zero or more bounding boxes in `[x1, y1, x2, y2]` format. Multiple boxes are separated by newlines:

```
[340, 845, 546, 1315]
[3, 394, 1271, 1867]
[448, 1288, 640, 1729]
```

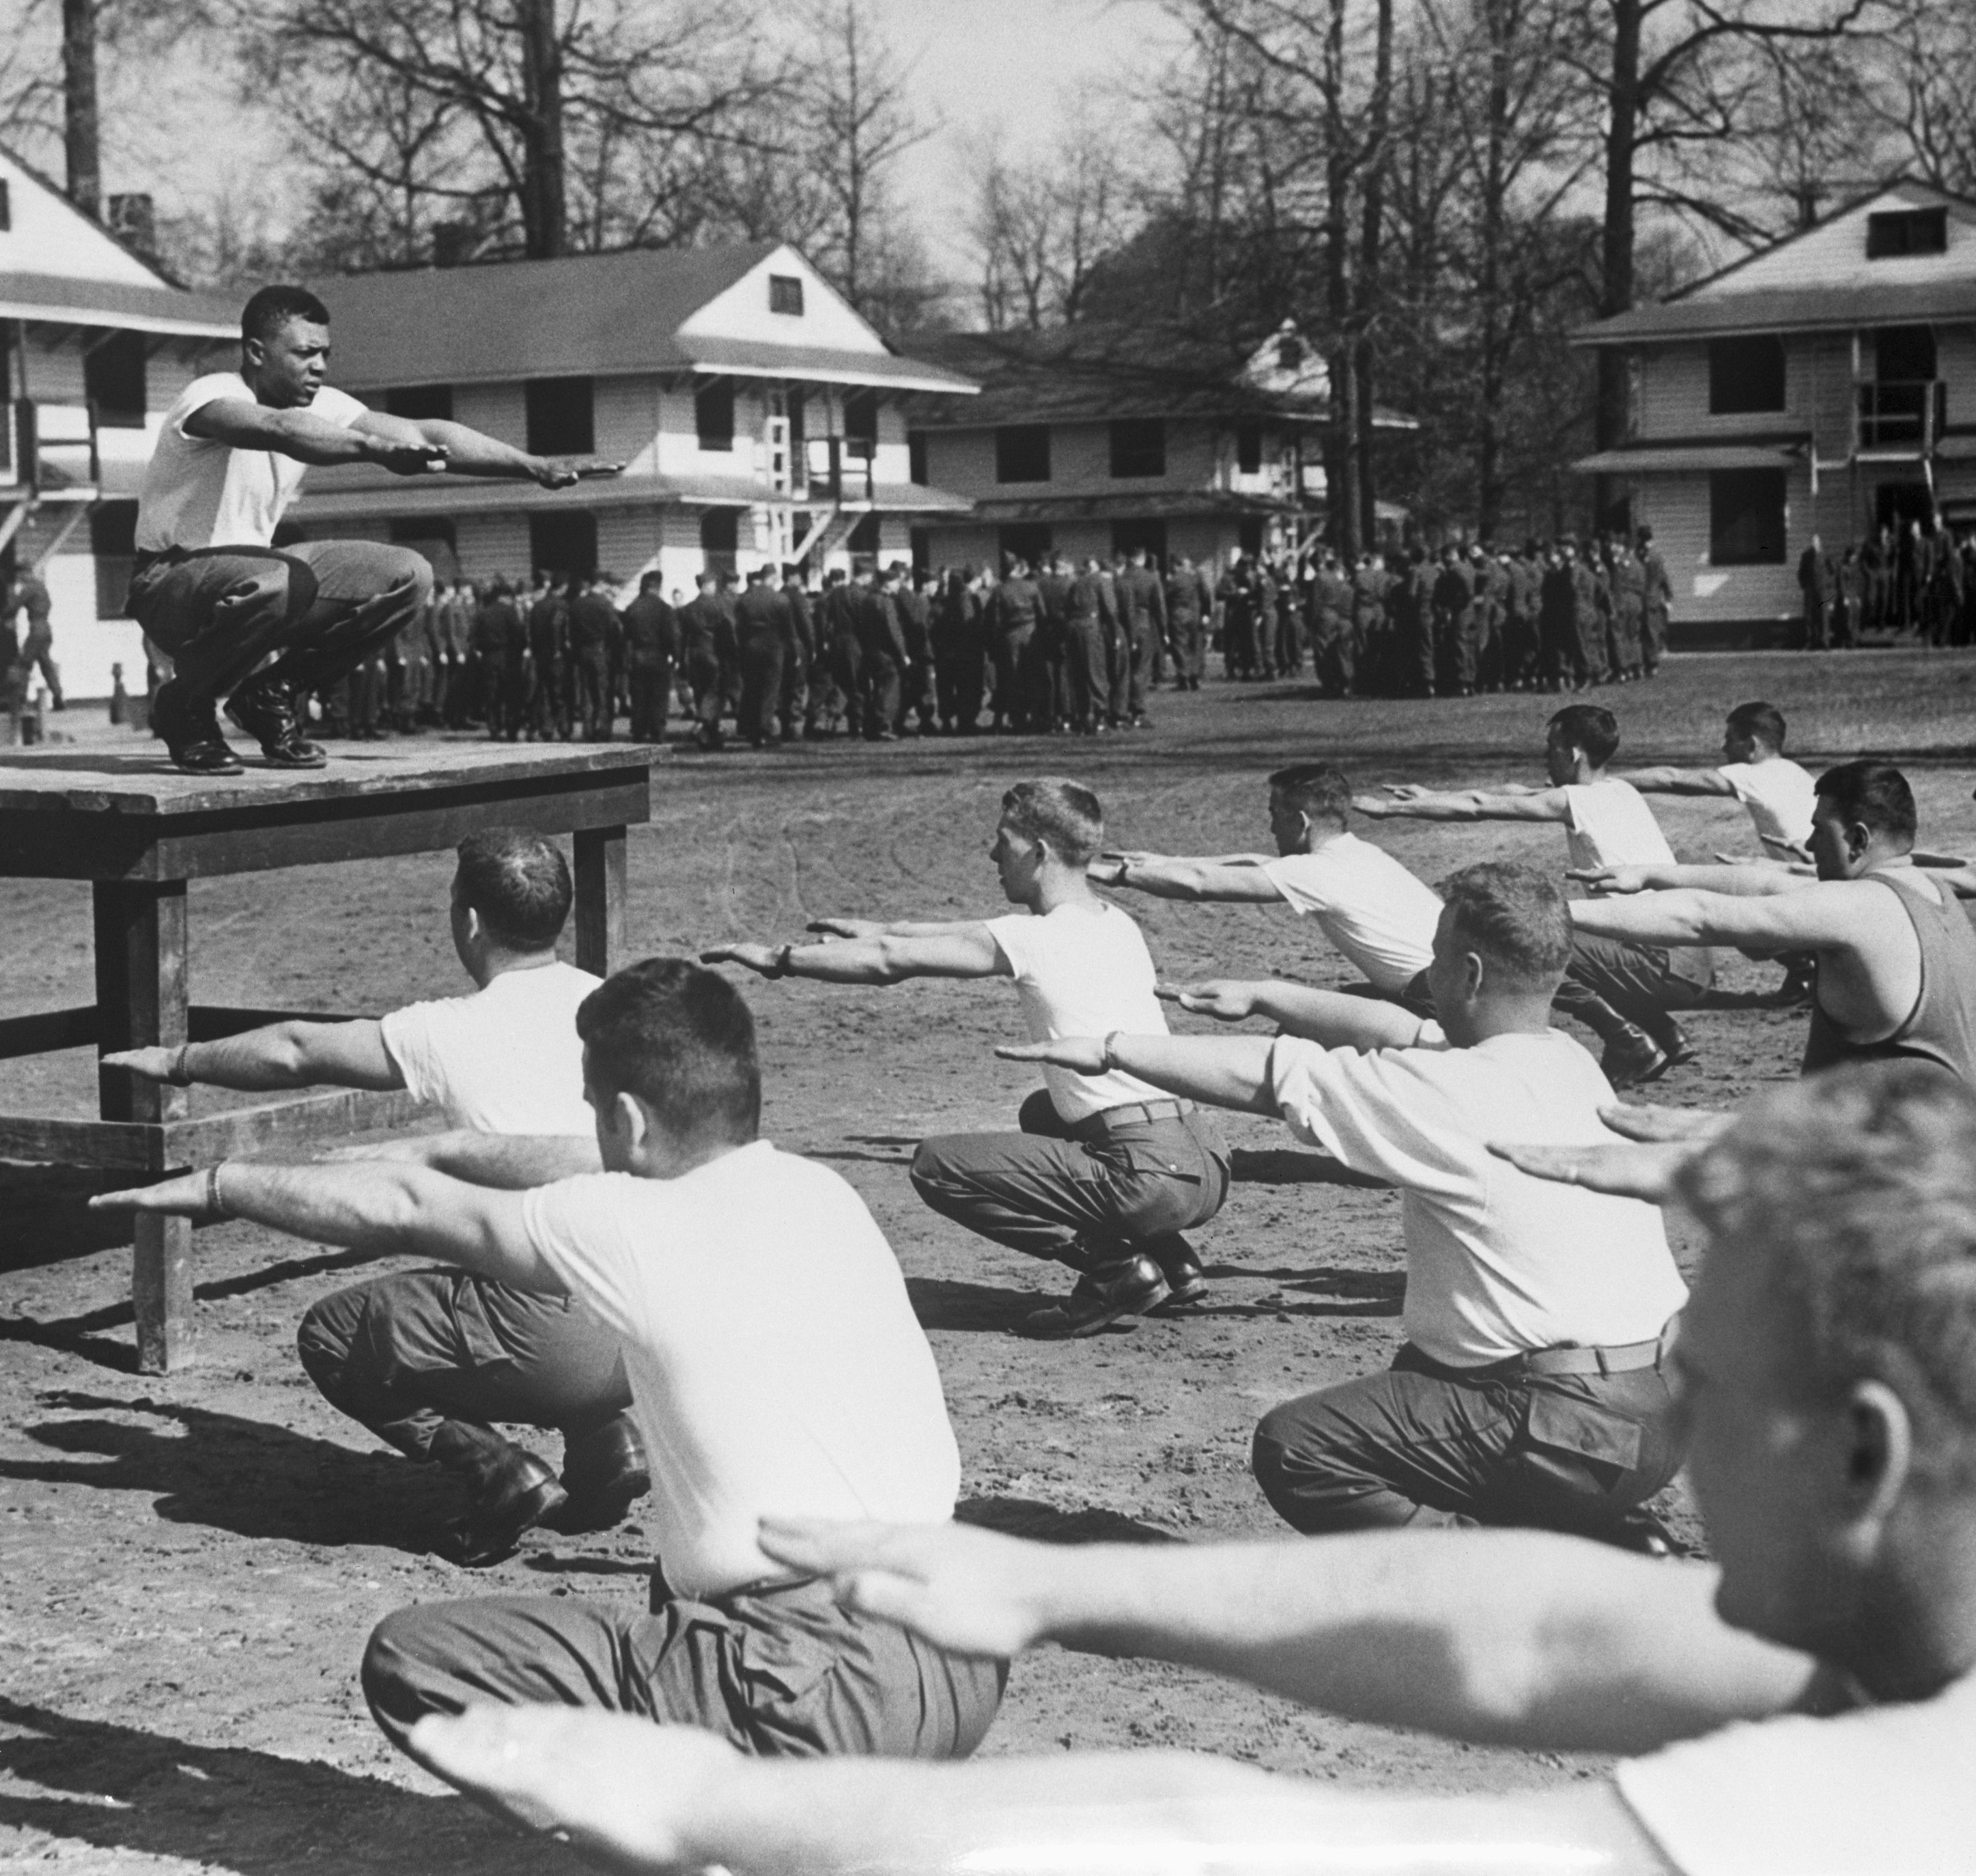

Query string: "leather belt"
[1081, 1097, 1194, 1132]
[1513, 1335, 1665, 1378]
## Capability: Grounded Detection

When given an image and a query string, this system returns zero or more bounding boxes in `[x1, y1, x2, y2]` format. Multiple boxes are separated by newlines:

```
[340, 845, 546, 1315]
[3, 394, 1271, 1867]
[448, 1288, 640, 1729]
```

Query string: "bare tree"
[1863, 1, 1976, 193]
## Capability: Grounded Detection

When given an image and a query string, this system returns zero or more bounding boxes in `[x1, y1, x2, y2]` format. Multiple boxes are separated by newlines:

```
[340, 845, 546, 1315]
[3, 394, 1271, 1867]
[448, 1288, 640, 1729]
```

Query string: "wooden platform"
[0, 740, 655, 1372]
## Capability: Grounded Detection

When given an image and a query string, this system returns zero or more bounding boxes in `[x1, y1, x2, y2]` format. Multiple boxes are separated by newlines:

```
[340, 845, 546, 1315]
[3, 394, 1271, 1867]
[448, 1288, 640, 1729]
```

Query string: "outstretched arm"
[998, 1032, 1278, 1115]
[102, 1020, 404, 1094]
[1352, 784, 1568, 824]
[410, 1705, 1662, 1876]
[703, 923, 1007, 985]
[1159, 979, 1428, 1050]
[1570, 881, 1874, 950]
[1570, 862, 1811, 897]
[1613, 766, 1735, 798]
[361, 412, 589, 487]
[757, 1517, 1818, 1756]
[89, 1160, 561, 1292]
[1087, 854, 1286, 904]
[321, 1130, 601, 1188]
[184, 397, 440, 472]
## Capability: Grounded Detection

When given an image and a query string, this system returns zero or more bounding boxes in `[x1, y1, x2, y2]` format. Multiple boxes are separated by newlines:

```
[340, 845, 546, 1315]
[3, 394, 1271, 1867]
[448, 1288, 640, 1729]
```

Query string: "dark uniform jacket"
[735, 584, 794, 646]
[992, 576, 1042, 637]
[679, 596, 737, 671]
[621, 593, 678, 669]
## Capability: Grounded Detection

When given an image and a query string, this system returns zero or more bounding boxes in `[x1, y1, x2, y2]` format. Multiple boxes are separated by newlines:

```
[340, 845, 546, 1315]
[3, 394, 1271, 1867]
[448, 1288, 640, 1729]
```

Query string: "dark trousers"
[778, 640, 808, 736]
[860, 647, 902, 738]
[627, 660, 671, 741]
[572, 643, 614, 739]
[827, 634, 863, 735]
[297, 1271, 632, 1464]
[1557, 934, 1713, 1051]
[363, 1575, 1006, 1768]
[1170, 618, 1205, 684]
[936, 641, 986, 729]
[739, 634, 785, 746]
[991, 630, 1032, 725]
[910, 1089, 1230, 1266]
[1252, 1341, 1682, 1537]
[1063, 622, 1108, 730]
[530, 656, 569, 739]
[129, 540, 431, 708]
[686, 652, 726, 744]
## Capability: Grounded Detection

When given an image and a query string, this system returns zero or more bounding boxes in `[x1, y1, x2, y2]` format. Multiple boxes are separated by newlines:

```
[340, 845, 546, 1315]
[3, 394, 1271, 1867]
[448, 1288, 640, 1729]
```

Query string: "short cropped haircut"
[242, 284, 331, 345]
[1726, 701, 1787, 751]
[454, 828, 571, 951]
[576, 958, 760, 1146]
[1436, 860, 1573, 992]
[1816, 759, 1917, 845]
[1002, 779, 1104, 866]
[1269, 763, 1353, 828]
[1547, 703, 1620, 768]
[1676, 1063, 1976, 1479]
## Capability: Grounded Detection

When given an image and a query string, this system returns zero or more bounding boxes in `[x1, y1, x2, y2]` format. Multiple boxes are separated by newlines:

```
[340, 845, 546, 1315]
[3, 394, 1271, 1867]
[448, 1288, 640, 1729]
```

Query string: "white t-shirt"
[1616, 1670, 1976, 1875]
[522, 1142, 961, 1599]
[1562, 779, 1678, 871]
[135, 372, 369, 553]
[1267, 1028, 1687, 1366]
[988, 902, 1174, 1123]
[1261, 834, 1442, 993]
[1717, 757, 1817, 850]
[378, 961, 597, 1134]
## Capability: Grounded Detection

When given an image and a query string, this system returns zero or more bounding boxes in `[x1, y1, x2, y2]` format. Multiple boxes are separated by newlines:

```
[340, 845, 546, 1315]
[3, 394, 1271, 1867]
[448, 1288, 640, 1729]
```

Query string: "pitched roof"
[304, 244, 974, 393]
[905, 324, 1415, 430]
[0, 270, 238, 337]
[1577, 178, 1976, 346]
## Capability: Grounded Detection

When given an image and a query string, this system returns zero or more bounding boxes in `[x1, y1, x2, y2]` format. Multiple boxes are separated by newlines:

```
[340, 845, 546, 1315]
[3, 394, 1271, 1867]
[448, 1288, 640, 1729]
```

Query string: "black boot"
[429, 1420, 567, 1567]
[556, 1412, 651, 1533]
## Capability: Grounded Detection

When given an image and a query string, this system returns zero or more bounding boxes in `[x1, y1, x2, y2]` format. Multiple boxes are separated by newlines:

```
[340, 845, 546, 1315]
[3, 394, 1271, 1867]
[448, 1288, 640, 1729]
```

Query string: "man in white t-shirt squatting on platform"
[1088, 761, 1442, 1008]
[399, 1061, 1974, 1876]
[94, 959, 1004, 1771]
[1613, 698, 1821, 1003]
[130, 283, 593, 775]
[702, 779, 1232, 1338]
[1357, 702, 1717, 1090]
[1012, 858, 1688, 1550]
[104, 830, 644, 1567]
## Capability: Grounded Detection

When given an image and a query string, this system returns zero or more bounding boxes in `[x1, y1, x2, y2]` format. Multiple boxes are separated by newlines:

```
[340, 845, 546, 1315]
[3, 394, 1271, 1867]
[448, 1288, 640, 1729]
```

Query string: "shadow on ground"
[0, 1698, 582, 1875]
[957, 1494, 1181, 1544]
[0, 1392, 447, 1554]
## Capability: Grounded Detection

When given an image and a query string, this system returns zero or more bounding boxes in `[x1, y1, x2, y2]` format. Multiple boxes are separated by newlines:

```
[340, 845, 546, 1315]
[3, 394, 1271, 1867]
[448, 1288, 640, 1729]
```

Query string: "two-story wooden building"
[1573, 179, 1976, 641]
[290, 244, 976, 590]
[903, 322, 1415, 575]
[1, 141, 235, 699]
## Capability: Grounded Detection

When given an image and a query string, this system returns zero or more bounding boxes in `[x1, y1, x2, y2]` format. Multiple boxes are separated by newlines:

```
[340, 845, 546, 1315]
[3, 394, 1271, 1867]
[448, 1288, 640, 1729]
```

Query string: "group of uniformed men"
[1798, 517, 1976, 650]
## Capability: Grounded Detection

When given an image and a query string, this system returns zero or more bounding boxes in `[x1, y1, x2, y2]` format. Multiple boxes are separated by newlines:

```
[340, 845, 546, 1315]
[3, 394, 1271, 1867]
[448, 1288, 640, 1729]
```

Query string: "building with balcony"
[1, 141, 235, 697]
[289, 244, 977, 591]
[1572, 178, 1976, 641]
[901, 322, 1416, 576]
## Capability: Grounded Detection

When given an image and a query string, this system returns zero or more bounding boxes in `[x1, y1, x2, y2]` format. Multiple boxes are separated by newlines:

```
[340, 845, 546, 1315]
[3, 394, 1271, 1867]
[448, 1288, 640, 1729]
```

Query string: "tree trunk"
[518, 0, 568, 259]
[62, 0, 100, 219]
[1355, 0, 1394, 551]
[1324, 0, 1362, 562]
[1476, 0, 1512, 541]
[1594, 0, 1641, 530]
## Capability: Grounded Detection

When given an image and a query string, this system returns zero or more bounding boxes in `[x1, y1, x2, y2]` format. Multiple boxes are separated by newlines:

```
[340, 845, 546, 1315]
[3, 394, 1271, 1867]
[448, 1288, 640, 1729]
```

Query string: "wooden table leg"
[94, 880, 194, 1374]
[574, 825, 627, 977]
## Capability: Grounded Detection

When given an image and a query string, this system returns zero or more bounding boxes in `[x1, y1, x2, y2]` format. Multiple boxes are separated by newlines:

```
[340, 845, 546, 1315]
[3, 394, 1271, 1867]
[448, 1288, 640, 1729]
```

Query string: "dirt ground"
[3, 648, 1973, 1872]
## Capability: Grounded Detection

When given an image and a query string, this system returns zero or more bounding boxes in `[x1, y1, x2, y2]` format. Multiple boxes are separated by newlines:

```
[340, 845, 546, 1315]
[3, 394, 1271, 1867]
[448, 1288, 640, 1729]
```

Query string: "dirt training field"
[2, 648, 1972, 1873]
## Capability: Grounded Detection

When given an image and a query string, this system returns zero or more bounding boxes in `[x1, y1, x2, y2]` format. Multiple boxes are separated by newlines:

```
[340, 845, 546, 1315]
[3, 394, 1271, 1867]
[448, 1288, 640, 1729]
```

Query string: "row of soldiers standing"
[1798, 519, 1976, 650]
[1239, 527, 1674, 700]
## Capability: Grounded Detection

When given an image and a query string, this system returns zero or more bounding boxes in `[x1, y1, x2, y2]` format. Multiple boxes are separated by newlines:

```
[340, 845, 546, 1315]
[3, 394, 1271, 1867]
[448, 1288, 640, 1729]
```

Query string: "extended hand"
[531, 458, 583, 490]
[1566, 865, 1654, 895]
[1486, 1137, 1693, 1203]
[410, 1707, 742, 1866]
[758, 1516, 1043, 1658]
[1155, 979, 1256, 1022]
[994, 1035, 1107, 1073]
[371, 437, 450, 477]
[89, 1169, 215, 1216]
[698, 942, 784, 975]
[806, 917, 881, 941]
[1598, 1101, 1732, 1143]
[100, 1046, 176, 1081]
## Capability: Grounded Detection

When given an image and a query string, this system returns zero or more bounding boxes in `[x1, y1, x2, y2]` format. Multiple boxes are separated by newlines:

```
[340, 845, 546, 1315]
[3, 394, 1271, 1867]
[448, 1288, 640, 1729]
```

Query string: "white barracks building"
[1574, 179, 1976, 641]
[290, 244, 977, 591]
[0, 142, 234, 699]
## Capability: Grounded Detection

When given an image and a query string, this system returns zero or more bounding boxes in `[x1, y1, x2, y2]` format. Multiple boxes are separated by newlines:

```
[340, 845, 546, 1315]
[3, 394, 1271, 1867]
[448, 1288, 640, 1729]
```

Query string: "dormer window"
[770, 274, 805, 316]
[1866, 208, 1947, 259]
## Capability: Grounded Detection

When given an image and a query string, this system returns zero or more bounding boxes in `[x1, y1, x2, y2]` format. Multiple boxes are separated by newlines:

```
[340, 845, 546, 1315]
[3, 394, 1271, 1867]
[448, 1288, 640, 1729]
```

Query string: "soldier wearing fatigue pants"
[1162, 554, 1212, 690]
[1112, 548, 1167, 727]
[704, 780, 1232, 1338]
[101, 831, 648, 1566]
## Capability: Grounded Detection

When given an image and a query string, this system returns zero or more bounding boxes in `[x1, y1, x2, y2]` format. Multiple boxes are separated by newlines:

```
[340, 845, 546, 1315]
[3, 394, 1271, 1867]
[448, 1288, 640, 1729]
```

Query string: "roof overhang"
[1571, 443, 1805, 475]
[289, 471, 974, 522]
[958, 490, 1308, 524]
[1572, 281, 1976, 348]
[0, 272, 238, 339]
[677, 337, 976, 395]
